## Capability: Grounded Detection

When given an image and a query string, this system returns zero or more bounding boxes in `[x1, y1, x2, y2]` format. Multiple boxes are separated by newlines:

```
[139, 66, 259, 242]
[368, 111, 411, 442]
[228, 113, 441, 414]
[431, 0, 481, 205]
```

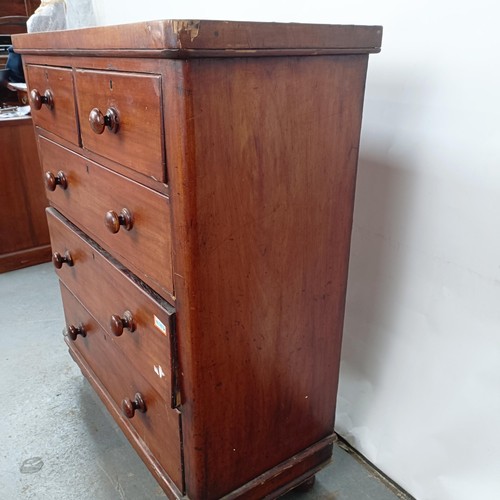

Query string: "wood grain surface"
[0, 117, 50, 272]
[75, 69, 165, 182]
[13, 19, 382, 56]
[59, 282, 183, 490]
[164, 54, 369, 498]
[47, 208, 179, 407]
[25, 65, 80, 145]
[38, 137, 174, 299]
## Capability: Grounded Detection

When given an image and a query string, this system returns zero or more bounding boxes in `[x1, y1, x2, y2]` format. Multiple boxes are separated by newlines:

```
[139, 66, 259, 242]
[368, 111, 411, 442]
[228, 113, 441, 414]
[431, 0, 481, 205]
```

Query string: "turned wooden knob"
[52, 251, 74, 269]
[64, 324, 86, 341]
[89, 107, 119, 134]
[30, 89, 53, 110]
[110, 311, 135, 336]
[104, 208, 133, 233]
[122, 393, 146, 419]
[44, 171, 67, 191]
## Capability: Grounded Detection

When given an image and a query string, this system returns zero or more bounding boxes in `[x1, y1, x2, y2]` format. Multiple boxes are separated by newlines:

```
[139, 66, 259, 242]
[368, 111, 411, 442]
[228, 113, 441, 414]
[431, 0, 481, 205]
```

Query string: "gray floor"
[0, 263, 410, 499]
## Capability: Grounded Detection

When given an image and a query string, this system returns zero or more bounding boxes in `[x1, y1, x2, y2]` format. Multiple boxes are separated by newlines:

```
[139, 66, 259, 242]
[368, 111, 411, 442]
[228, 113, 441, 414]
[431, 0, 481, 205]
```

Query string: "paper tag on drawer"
[154, 315, 167, 335]
[154, 365, 166, 379]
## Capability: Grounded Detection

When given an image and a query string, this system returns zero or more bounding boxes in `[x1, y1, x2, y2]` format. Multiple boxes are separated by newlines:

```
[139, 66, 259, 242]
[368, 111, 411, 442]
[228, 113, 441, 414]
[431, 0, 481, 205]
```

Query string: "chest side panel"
[166, 55, 369, 498]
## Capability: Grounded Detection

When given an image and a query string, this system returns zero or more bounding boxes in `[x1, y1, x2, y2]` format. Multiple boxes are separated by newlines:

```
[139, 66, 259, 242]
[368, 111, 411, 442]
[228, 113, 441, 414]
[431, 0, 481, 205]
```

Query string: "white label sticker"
[154, 315, 167, 335]
[154, 365, 166, 379]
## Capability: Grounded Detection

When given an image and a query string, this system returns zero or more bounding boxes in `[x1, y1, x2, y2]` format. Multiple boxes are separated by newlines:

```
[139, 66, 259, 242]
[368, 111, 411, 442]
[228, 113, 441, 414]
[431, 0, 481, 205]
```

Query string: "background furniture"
[0, 0, 39, 66]
[0, 116, 50, 272]
[0, 0, 49, 273]
[14, 20, 381, 499]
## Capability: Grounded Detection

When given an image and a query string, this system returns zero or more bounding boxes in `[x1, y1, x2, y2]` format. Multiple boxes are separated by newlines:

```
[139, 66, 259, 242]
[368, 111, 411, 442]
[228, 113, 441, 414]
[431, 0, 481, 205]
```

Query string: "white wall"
[91, 2, 500, 499]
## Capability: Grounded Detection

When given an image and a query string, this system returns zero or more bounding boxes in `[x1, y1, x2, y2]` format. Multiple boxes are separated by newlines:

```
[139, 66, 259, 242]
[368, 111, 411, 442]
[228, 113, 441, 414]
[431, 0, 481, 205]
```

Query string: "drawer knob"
[122, 393, 146, 419]
[52, 251, 74, 269]
[89, 107, 119, 134]
[63, 324, 86, 341]
[44, 171, 68, 191]
[110, 311, 136, 336]
[105, 208, 133, 233]
[30, 89, 54, 110]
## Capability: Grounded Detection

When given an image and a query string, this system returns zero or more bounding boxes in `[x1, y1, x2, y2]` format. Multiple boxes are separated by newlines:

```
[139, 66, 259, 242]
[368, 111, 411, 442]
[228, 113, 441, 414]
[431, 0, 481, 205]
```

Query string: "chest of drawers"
[13, 20, 382, 499]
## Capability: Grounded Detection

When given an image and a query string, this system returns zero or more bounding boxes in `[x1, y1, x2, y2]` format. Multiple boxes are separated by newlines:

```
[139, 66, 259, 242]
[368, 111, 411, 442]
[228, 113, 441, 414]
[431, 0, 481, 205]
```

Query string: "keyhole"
[109, 79, 113, 90]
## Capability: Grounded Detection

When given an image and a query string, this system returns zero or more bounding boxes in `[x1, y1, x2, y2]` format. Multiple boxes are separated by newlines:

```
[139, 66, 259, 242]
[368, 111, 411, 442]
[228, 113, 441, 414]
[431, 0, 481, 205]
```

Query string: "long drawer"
[47, 208, 179, 408]
[39, 136, 174, 299]
[59, 282, 183, 490]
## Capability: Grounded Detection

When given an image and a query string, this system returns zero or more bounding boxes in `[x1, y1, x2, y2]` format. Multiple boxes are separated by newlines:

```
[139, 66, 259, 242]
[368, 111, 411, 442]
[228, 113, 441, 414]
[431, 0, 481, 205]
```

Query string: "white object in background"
[6, 82, 27, 92]
[0, 105, 31, 119]
[27, 0, 66, 33]
[66, 0, 96, 29]
[27, 0, 97, 32]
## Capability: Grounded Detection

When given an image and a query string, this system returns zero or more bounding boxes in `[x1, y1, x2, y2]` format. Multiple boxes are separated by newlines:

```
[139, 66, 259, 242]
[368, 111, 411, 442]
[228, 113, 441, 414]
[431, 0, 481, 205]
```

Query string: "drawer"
[39, 136, 174, 299]
[59, 282, 183, 490]
[47, 208, 179, 408]
[26, 65, 79, 145]
[74, 69, 165, 181]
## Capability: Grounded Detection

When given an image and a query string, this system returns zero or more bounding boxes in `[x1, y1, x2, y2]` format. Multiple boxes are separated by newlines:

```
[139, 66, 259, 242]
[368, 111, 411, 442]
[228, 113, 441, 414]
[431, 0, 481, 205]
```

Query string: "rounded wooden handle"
[64, 324, 86, 341]
[104, 208, 133, 233]
[30, 89, 53, 110]
[110, 310, 135, 336]
[122, 393, 146, 419]
[44, 171, 68, 191]
[52, 251, 74, 269]
[89, 107, 119, 134]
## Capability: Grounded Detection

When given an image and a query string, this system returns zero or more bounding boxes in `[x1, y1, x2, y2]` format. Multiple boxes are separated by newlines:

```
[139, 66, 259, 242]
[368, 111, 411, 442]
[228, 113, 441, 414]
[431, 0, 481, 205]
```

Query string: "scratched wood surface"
[59, 281, 183, 490]
[13, 19, 382, 56]
[47, 208, 178, 406]
[38, 136, 174, 300]
[165, 54, 369, 499]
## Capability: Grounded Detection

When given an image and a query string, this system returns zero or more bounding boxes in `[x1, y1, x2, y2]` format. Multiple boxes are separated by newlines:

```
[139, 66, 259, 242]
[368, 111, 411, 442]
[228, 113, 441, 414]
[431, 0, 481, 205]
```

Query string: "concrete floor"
[0, 263, 411, 500]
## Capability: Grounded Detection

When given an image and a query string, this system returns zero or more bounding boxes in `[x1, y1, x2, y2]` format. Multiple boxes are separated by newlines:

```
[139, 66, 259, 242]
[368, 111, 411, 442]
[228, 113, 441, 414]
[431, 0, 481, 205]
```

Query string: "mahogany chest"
[13, 20, 382, 499]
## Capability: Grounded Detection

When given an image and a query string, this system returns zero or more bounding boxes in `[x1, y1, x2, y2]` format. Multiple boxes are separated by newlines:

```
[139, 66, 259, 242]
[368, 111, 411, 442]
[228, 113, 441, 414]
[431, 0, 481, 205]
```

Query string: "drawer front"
[75, 69, 165, 181]
[59, 282, 183, 489]
[26, 65, 79, 145]
[47, 208, 179, 407]
[39, 136, 174, 298]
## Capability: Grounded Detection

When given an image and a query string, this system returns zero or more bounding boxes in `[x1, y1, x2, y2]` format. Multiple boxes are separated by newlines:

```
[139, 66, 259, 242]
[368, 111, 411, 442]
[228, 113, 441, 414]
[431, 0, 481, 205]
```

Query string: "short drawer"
[26, 64, 79, 145]
[59, 282, 183, 490]
[75, 69, 165, 181]
[47, 208, 179, 408]
[39, 136, 174, 299]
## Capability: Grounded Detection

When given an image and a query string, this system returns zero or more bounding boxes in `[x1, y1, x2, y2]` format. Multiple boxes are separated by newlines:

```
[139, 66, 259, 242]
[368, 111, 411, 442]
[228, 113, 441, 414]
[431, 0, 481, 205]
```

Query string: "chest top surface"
[12, 19, 382, 57]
